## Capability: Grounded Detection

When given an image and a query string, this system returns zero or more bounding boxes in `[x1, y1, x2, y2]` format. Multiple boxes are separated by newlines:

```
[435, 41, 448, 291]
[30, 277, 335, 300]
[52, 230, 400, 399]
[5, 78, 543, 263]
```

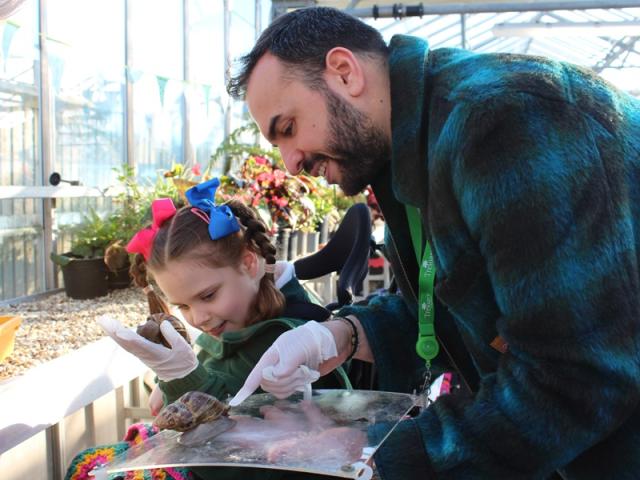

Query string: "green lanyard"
[405, 205, 439, 363]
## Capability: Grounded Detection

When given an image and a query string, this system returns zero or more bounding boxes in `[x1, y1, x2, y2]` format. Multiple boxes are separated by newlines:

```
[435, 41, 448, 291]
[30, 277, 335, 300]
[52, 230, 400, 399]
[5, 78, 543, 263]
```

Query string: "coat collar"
[388, 34, 431, 209]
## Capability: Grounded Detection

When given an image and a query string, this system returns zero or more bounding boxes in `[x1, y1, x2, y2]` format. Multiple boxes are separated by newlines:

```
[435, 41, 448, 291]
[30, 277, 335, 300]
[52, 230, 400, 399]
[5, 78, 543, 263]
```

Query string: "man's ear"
[324, 47, 365, 97]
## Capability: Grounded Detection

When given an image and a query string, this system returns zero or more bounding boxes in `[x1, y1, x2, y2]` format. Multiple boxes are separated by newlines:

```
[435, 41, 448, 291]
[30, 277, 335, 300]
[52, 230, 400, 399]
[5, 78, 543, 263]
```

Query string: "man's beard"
[303, 86, 390, 196]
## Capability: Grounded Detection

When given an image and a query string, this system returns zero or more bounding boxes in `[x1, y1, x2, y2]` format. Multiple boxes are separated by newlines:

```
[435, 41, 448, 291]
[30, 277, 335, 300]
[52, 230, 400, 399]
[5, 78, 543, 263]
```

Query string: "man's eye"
[283, 123, 293, 136]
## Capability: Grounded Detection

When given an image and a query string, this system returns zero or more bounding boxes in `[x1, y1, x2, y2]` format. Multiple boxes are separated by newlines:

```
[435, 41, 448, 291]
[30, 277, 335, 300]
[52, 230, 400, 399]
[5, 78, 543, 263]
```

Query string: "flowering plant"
[205, 123, 363, 233]
[162, 162, 206, 202]
[216, 154, 324, 232]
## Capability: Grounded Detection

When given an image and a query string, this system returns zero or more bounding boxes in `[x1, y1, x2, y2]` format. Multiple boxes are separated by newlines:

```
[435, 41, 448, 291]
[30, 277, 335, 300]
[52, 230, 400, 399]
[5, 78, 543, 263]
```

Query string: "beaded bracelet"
[334, 316, 359, 362]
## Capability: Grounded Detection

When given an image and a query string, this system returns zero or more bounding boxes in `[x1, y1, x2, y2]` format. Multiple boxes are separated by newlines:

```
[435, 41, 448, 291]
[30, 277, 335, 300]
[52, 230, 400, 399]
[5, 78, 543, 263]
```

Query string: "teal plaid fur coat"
[338, 35, 640, 479]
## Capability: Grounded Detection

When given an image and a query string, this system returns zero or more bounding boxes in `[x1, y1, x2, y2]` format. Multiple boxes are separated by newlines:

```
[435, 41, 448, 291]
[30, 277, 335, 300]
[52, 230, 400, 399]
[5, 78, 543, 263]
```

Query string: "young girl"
[67, 178, 350, 480]
[106, 177, 349, 405]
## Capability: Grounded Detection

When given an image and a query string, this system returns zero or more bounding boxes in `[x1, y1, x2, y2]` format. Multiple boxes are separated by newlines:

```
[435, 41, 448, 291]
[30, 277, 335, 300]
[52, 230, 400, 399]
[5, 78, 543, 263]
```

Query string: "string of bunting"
[1, 20, 223, 109]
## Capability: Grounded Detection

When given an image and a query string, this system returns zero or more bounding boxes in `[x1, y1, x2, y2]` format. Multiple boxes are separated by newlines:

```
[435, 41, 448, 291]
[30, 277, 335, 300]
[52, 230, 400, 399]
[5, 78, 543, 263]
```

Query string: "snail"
[136, 313, 191, 348]
[154, 391, 236, 447]
[154, 391, 230, 431]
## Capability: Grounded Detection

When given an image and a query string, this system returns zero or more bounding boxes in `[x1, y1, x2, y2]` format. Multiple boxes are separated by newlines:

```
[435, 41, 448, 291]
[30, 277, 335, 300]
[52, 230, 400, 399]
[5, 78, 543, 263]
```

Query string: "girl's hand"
[230, 316, 372, 406]
[148, 383, 164, 416]
[98, 315, 198, 381]
[229, 321, 339, 406]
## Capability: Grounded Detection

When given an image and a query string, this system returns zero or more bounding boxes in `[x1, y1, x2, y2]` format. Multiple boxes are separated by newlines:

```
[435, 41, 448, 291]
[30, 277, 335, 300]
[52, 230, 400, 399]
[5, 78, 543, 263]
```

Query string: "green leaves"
[208, 123, 365, 233]
[68, 209, 118, 258]
[50, 252, 73, 267]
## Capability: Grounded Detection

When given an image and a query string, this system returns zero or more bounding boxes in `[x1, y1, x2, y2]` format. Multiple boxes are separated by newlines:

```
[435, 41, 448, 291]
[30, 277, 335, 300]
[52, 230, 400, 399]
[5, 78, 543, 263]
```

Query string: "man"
[228, 6, 640, 479]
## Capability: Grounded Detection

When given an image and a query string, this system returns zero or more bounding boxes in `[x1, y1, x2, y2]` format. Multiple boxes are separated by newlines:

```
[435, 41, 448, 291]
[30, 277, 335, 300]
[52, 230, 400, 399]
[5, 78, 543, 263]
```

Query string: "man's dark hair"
[227, 7, 389, 99]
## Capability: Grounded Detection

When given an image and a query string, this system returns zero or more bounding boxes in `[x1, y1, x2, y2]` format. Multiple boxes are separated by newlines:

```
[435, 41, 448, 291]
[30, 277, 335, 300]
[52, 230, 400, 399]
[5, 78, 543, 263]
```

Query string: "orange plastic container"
[0, 316, 22, 362]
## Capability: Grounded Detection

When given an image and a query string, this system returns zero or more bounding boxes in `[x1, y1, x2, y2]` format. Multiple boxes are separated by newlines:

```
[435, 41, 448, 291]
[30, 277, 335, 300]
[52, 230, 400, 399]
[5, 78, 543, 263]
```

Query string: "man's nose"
[279, 144, 304, 175]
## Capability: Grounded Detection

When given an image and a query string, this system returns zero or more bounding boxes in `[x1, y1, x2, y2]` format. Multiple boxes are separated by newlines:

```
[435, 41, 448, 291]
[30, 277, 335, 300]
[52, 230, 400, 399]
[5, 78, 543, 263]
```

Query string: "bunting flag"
[126, 66, 144, 83]
[48, 52, 65, 94]
[202, 84, 210, 115]
[156, 75, 168, 108]
[2, 22, 19, 72]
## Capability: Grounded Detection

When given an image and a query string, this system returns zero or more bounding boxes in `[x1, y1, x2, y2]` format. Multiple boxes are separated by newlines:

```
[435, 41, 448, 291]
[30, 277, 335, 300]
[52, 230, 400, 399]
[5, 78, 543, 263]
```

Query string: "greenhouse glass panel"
[47, 0, 125, 189]
[45, 0, 126, 291]
[187, 0, 269, 176]
[187, 0, 225, 170]
[0, 0, 45, 300]
[130, 0, 183, 180]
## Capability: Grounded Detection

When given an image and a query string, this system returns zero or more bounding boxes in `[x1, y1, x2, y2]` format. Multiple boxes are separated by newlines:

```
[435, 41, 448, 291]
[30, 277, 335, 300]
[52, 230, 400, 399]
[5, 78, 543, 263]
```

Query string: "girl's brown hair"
[129, 199, 285, 326]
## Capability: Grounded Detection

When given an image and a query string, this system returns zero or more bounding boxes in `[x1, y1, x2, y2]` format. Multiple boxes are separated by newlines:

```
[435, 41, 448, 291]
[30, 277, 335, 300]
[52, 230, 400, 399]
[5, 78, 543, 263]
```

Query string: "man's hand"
[229, 321, 338, 406]
[98, 315, 198, 382]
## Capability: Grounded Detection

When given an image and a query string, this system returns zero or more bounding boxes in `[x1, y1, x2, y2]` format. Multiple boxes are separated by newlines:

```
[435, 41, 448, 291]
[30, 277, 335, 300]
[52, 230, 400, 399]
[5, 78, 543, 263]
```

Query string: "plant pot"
[108, 257, 132, 290]
[61, 256, 109, 299]
[108, 266, 132, 290]
[275, 228, 291, 261]
[307, 231, 319, 254]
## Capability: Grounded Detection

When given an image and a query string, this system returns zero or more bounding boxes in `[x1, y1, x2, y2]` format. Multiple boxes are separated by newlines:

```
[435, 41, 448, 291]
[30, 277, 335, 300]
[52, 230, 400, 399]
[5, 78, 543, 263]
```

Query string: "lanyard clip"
[415, 360, 434, 409]
[416, 335, 439, 361]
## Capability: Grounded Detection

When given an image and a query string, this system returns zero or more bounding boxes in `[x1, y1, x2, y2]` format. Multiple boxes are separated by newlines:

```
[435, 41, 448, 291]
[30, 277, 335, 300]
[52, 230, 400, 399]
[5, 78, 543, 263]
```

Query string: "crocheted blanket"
[65, 423, 192, 480]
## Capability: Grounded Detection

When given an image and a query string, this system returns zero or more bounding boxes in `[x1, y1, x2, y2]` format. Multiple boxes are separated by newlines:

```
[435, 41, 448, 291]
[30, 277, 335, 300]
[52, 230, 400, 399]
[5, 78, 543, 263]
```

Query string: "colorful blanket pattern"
[64, 423, 192, 480]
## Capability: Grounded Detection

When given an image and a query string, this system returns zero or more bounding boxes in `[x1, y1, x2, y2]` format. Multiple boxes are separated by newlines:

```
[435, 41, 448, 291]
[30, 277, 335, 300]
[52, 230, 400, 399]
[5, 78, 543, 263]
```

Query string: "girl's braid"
[227, 200, 284, 324]
[227, 201, 277, 272]
[129, 253, 170, 315]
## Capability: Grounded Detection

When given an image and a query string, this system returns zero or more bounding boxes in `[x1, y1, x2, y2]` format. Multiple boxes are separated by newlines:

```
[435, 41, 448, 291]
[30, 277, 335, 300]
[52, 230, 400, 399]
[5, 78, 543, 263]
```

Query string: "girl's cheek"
[227, 298, 249, 316]
[228, 282, 255, 308]
[225, 295, 251, 320]
[182, 311, 196, 328]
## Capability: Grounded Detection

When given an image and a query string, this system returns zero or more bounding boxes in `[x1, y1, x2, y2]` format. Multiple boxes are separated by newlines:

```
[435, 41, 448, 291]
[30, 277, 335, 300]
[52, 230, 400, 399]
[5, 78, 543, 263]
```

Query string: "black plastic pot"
[108, 262, 132, 290]
[61, 256, 109, 299]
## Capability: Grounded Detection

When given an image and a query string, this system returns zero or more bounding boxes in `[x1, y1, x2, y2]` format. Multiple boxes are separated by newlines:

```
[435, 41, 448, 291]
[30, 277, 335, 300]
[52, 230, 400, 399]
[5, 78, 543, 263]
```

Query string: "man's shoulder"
[427, 48, 573, 106]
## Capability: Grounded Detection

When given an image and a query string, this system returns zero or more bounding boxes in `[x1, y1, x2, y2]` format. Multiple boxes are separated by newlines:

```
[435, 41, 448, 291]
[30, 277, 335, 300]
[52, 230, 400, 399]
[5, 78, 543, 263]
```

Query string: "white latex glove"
[229, 321, 337, 406]
[97, 315, 198, 382]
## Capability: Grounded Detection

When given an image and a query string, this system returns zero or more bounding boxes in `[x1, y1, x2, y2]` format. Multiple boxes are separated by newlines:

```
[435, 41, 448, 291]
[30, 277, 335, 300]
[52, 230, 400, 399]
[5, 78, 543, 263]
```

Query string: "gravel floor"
[0, 287, 149, 381]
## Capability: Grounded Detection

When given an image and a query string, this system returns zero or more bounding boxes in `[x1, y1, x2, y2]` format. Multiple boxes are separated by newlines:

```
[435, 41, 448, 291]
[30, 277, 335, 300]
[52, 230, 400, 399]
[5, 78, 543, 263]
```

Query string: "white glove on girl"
[230, 321, 337, 406]
[97, 315, 198, 382]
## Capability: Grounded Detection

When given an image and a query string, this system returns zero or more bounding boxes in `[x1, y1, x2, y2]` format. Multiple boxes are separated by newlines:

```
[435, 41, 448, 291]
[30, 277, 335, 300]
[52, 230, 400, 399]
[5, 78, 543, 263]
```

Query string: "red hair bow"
[126, 198, 177, 261]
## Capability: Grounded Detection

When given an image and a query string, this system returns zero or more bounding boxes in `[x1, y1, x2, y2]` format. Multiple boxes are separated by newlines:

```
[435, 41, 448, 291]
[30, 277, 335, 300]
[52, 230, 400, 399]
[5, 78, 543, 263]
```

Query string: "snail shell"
[136, 313, 191, 348]
[153, 391, 230, 432]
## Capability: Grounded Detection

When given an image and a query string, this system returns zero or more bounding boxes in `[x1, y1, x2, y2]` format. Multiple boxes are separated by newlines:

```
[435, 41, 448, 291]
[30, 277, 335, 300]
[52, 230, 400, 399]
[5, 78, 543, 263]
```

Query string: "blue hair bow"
[185, 178, 240, 240]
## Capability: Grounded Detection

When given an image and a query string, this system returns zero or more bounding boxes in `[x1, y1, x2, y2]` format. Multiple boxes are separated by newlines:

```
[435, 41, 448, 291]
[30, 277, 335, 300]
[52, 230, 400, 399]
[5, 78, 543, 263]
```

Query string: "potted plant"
[51, 209, 116, 299]
[103, 164, 188, 289]
[49, 165, 171, 298]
